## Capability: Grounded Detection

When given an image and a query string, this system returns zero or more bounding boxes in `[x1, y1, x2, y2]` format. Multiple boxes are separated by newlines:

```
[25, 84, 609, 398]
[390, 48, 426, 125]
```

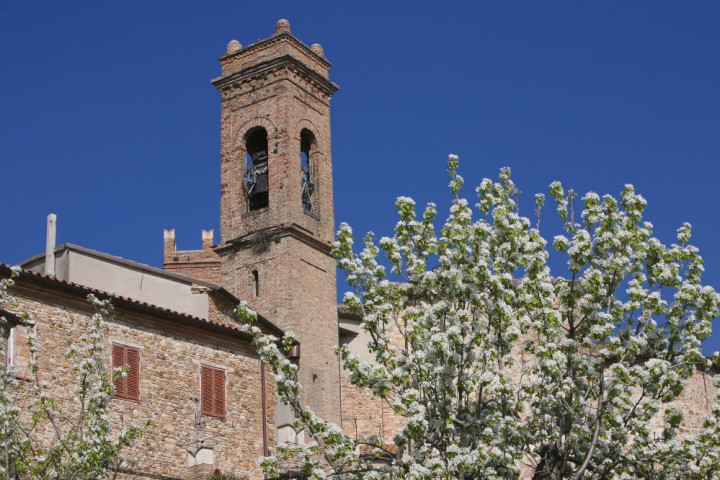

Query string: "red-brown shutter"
[214, 368, 225, 418]
[201, 366, 214, 416]
[112, 344, 126, 397]
[112, 344, 140, 401]
[126, 348, 140, 401]
[200, 365, 226, 418]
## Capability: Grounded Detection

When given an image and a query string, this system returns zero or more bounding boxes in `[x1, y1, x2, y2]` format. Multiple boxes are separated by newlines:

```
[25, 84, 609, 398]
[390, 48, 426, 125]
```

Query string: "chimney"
[45, 214, 57, 276]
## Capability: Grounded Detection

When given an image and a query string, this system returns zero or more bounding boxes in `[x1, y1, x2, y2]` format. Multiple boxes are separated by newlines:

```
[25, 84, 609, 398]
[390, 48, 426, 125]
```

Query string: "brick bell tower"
[212, 20, 341, 424]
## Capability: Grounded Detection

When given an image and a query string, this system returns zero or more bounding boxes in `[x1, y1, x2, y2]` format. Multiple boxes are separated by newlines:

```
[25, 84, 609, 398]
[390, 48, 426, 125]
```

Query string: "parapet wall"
[164, 229, 222, 285]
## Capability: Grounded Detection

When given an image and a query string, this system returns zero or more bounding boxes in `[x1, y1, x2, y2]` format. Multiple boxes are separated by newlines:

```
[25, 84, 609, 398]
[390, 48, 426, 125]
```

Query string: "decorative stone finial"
[310, 43, 325, 57]
[226, 39, 242, 54]
[275, 19, 291, 34]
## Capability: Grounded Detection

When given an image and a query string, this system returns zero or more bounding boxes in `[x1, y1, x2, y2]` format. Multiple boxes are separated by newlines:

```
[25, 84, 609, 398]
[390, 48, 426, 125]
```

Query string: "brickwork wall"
[7, 282, 275, 480]
[215, 73, 335, 246]
[215, 38, 335, 247]
[219, 33, 331, 87]
[163, 230, 222, 285]
[340, 376, 406, 443]
[221, 235, 340, 424]
[215, 23, 341, 424]
[340, 313, 405, 444]
[207, 291, 243, 330]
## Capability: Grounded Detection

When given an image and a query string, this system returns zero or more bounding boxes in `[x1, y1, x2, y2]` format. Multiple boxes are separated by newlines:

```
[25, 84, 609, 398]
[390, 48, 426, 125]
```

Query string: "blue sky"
[1, 1, 719, 352]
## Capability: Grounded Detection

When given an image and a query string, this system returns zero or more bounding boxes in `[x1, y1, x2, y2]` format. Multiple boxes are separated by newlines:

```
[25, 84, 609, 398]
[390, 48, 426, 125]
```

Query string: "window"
[112, 343, 140, 401]
[201, 365, 226, 418]
[0, 309, 31, 380]
[6, 325, 16, 370]
[252, 270, 259, 298]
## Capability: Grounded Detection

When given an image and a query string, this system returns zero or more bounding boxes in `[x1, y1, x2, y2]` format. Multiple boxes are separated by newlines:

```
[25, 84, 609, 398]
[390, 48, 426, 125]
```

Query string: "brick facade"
[212, 20, 341, 424]
[163, 229, 222, 285]
[339, 309, 406, 443]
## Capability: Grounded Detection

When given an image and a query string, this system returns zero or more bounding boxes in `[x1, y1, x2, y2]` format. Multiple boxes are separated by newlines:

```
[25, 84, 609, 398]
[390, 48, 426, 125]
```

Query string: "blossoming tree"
[241, 155, 720, 479]
[0, 269, 151, 480]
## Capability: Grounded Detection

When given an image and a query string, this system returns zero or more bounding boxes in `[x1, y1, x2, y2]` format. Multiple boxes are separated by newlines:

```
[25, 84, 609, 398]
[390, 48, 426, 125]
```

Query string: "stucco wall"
[25, 249, 209, 319]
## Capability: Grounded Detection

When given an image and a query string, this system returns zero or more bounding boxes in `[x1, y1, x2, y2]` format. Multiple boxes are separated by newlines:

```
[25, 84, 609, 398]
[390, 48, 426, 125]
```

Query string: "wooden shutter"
[214, 368, 225, 418]
[112, 344, 140, 401]
[201, 366, 214, 416]
[126, 348, 140, 401]
[112, 344, 126, 397]
[201, 365, 226, 418]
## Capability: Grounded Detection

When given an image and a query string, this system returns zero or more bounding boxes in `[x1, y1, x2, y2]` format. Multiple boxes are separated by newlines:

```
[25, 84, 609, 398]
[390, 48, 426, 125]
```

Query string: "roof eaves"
[210, 286, 285, 338]
[15, 245, 287, 338]
[0, 263, 254, 342]
[0, 307, 31, 326]
[338, 304, 362, 321]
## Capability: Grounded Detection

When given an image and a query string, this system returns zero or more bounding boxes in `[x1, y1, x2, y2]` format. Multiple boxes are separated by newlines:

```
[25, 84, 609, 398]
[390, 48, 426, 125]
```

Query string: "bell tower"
[212, 20, 340, 424]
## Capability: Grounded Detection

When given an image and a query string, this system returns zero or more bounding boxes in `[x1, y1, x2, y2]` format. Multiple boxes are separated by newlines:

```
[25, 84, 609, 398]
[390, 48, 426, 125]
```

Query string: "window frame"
[6, 325, 16, 370]
[2, 309, 32, 380]
[200, 364, 226, 419]
[112, 343, 140, 402]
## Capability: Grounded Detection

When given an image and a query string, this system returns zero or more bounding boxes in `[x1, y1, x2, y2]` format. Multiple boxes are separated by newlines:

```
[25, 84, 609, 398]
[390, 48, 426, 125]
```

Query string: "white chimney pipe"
[45, 214, 57, 276]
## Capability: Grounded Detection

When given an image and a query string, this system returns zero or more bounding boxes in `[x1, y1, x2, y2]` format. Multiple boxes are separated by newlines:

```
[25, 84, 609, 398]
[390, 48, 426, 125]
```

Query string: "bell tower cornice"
[219, 31, 332, 71]
[211, 54, 339, 99]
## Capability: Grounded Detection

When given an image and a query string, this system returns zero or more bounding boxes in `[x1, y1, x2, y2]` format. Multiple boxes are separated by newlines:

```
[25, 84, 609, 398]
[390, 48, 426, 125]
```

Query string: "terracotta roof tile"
[17, 243, 286, 338]
[0, 263, 259, 339]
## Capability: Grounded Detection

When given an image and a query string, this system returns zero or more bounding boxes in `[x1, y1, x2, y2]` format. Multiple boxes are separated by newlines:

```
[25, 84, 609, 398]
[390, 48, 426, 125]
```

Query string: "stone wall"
[650, 367, 717, 436]
[6, 280, 275, 480]
[0, 318, 7, 373]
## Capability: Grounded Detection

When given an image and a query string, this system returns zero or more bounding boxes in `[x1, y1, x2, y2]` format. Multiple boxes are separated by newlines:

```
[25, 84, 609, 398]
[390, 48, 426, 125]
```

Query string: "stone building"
[0, 19, 386, 479]
[1, 18, 717, 480]
[1, 250, 280, 479]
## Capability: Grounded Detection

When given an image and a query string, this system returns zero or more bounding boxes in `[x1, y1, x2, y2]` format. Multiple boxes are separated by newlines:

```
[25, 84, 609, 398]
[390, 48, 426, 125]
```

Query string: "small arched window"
[300, 129, 315, 212]
[243, 128, 269, 211]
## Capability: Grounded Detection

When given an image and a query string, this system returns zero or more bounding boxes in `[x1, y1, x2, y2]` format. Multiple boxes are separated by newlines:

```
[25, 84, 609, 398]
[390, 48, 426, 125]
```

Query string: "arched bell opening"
[300, 129, 316, 213]
[243, 128, 269, 211]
